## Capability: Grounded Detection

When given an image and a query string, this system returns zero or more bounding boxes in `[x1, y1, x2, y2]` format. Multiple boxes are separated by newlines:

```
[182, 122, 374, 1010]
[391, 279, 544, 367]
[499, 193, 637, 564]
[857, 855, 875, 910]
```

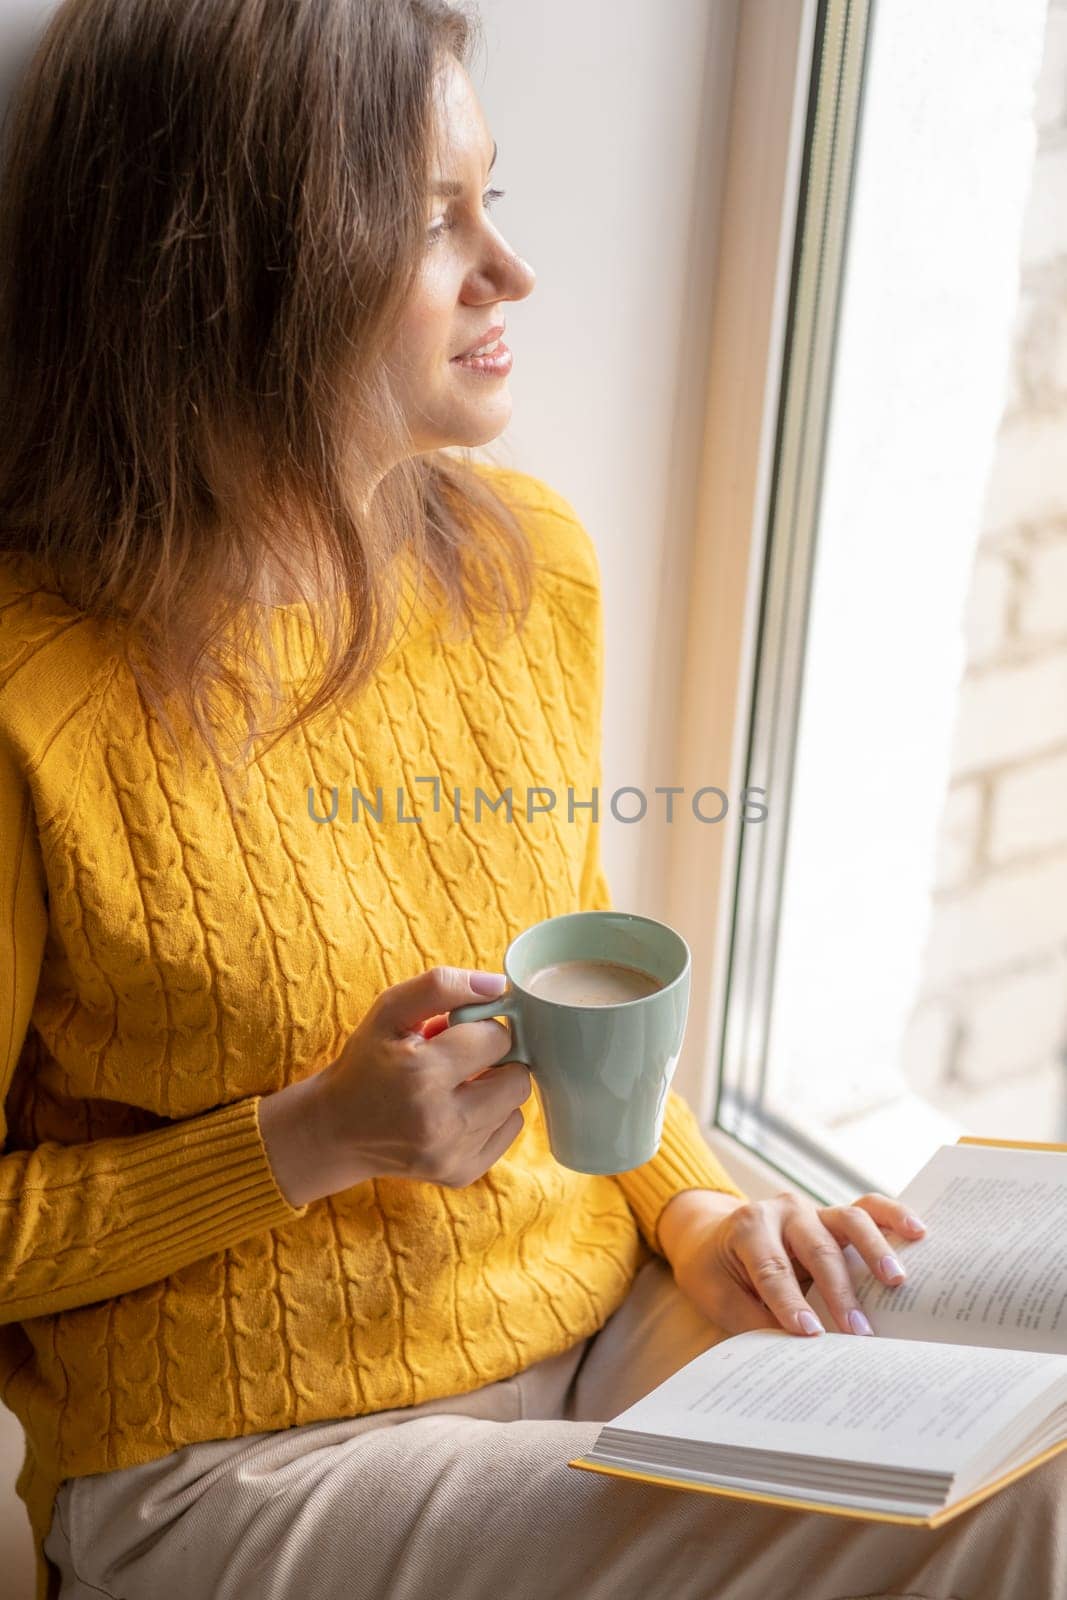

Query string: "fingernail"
[880, 1253, 906, 1282]
[904, 1215, 925, 1232]
[797, 1310, 824, 1336]
[848, 1308, 874, 1336]
[470, 971, 507, 995]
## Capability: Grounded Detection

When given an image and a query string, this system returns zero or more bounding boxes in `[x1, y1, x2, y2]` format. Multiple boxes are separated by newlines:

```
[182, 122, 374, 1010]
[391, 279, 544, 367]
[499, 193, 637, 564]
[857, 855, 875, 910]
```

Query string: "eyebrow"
[431, 140, 497, 197]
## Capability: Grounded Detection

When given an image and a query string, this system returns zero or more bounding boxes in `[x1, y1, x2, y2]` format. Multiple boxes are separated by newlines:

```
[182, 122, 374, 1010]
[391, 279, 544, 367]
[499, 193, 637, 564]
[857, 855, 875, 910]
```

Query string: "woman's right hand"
[260, 968, 532, 1208]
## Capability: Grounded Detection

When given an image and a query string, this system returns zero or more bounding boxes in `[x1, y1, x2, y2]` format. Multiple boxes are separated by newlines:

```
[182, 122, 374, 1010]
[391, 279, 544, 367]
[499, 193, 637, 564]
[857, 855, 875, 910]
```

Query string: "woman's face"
[389, 54, 535, 455]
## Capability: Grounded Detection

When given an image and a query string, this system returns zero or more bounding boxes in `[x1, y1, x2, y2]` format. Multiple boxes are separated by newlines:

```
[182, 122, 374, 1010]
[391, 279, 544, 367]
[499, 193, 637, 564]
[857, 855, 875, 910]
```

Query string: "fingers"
[710, 1275, 781, 1334]
[412, 1019, 500, 1083]
[848, 1191, 927, 1242]
[726, 1194, 929, 1339]
[783, 1212, 875, 1336]
[731, 1211, 829, 1338]
[460, 1061, 533, 1127]
[424, 1016, 515, 1086]
[819, 1197, 923, 1292]
[376, 966, 508, 1039]
[474, 1103, 526, 1166]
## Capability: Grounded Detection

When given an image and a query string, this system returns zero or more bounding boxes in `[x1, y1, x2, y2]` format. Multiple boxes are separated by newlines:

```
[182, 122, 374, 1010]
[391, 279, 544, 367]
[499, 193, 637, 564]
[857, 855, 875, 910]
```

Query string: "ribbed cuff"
[107, 1094, 312, 1269]
[2, 1095, 309, 1323]
[612, 1089, 746, 1257]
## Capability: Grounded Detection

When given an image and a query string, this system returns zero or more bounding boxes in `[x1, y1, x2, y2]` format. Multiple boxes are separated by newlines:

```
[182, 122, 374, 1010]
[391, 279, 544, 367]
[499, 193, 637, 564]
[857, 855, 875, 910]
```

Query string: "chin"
[412, 394, 513, 454]
[453, 403, 514, 449]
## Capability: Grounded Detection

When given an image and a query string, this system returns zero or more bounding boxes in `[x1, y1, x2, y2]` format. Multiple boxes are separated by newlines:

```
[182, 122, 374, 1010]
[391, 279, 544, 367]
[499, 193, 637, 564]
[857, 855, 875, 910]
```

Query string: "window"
[711, 0, 1066, 1201]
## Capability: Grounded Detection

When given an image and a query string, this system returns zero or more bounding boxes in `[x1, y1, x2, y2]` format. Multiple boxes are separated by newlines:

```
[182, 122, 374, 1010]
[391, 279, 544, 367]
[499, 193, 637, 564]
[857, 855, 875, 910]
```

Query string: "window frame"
[665, 0, 876, 1203]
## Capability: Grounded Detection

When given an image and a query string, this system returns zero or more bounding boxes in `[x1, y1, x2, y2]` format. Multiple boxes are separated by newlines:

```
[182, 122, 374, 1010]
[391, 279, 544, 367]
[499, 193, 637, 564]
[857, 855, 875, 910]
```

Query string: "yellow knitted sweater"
[0, 466, 744, 1600]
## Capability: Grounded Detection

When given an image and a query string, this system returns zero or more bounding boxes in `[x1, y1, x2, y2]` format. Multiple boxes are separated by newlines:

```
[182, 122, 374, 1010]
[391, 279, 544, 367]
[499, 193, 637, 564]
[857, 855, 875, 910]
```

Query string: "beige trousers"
[43, 1256, 1059, 1600]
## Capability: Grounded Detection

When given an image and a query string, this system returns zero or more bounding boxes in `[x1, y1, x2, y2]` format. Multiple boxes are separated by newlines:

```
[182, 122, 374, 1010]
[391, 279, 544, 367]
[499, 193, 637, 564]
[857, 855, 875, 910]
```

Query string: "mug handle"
[445, 987, 532, 1067]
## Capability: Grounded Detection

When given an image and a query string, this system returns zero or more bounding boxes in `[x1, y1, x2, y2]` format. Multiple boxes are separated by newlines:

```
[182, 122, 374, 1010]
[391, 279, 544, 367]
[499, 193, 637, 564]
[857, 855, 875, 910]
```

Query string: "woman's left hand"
[663, 1191, 926, 1338]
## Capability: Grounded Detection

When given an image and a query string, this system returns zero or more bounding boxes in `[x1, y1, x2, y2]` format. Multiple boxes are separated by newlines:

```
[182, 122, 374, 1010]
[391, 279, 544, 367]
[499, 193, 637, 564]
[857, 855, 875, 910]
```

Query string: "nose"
[466, 244, 535, 306]
[506, 252, 536, 301]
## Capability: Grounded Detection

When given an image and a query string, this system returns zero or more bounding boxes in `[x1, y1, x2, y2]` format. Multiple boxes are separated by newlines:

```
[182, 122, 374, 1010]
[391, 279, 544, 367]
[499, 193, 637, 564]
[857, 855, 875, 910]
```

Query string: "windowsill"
[704, 1124, 809, 1201]
[705, 1085, 969, 1206]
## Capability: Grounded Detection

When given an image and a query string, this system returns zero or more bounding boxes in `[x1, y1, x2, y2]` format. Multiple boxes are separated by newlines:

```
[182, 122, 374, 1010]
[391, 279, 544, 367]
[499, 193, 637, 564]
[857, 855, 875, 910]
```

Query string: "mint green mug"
[445, 910, 691, 1175]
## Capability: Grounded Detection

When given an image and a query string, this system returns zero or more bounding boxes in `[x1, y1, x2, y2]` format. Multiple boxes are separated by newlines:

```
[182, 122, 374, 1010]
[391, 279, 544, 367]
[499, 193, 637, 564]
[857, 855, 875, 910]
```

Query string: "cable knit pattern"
[0, 465, 745, 1600]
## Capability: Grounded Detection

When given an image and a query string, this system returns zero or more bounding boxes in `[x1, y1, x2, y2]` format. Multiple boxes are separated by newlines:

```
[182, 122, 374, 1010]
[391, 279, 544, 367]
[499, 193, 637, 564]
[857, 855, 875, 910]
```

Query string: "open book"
[568, 1137, 1067, 1525]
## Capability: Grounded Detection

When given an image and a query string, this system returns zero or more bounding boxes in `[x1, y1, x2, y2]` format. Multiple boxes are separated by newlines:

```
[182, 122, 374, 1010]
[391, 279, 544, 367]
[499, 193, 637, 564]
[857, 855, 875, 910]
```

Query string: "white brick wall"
[902, 0, 1067, 1127]
[932, 780, 984, 891]
[955, 954, 1067, 1085]
[989, 747, 1067, 859]
[950, 648, 1067, 773]
[1020, 143, 1067, 266]
[925, 1058, 1067, 1136]
[1018, 529, 1067, 638]
[1015, 296, 1067, 401]
[898, 999, 962, 1096]
[962, 553, 1014, 664]
[982, 409, 1067, 531]
[921, 852, 1067, 990]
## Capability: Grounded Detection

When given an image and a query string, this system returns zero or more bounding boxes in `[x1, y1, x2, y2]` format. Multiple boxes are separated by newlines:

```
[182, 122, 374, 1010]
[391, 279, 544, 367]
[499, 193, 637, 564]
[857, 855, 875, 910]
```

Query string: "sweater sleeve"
[0, 732, 310, 1327]
[576, 562, 745, 1257]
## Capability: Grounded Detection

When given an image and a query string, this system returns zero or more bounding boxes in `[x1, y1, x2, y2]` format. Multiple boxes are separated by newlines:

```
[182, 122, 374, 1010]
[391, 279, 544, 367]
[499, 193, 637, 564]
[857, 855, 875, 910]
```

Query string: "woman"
[0, 3, 1060, 1598]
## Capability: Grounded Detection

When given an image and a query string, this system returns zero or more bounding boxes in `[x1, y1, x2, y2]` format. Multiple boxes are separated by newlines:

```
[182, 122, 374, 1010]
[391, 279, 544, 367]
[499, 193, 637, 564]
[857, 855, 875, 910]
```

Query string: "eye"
[427, 186, 507, 248]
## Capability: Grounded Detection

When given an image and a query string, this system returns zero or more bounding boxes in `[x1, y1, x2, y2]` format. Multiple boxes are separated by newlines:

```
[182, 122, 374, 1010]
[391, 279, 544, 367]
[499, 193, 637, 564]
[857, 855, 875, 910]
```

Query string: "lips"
[452, 323, 505, 359]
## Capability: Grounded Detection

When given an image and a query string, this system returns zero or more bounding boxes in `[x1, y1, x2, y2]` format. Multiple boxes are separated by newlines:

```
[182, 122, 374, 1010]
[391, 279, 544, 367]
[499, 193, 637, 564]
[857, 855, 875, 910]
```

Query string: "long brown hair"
[0, 0, 535, 781]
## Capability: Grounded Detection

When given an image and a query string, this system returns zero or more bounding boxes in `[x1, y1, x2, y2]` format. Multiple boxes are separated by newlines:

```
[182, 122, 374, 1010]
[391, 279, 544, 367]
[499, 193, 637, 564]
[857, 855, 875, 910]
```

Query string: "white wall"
[0, 1, 740, 1588]
[473, 0, 740, 915]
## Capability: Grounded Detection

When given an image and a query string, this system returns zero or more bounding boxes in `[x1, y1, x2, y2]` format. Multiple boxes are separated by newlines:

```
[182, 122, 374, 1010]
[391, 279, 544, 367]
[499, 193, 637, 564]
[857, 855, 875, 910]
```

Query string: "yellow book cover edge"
[957, 1135, 1067, 1151]
[566, 1436, 1067, 1526]
[572, 1139, 1067, 1522]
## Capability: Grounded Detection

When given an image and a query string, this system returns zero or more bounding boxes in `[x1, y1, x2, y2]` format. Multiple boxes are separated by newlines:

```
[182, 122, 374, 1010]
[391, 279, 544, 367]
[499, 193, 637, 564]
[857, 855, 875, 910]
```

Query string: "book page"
[807, 1144, 1067, 1353]
[601, 1328, 1067, 1475]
